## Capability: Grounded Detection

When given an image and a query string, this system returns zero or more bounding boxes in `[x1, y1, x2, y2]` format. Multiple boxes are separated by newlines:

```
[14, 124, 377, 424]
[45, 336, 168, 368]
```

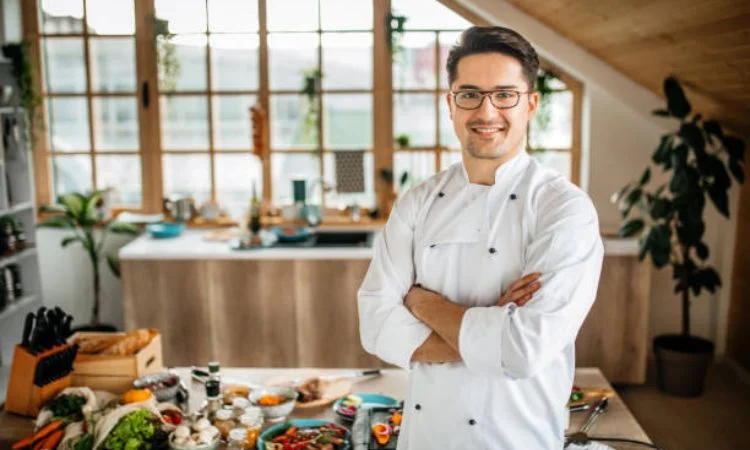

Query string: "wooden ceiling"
[501, 0, 750, 136]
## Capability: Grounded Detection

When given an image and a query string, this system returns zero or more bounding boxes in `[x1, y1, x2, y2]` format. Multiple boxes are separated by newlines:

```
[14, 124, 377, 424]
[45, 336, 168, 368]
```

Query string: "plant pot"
[653, 334, 714, 397]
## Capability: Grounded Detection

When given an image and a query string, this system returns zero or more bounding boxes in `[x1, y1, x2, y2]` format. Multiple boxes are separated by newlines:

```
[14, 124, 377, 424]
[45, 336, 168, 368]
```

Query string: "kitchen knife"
[32, 313, 47, 353]
[21, 312, 35, 350]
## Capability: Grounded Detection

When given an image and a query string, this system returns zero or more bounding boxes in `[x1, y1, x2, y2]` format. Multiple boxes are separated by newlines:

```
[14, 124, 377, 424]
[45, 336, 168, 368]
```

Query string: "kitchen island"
[0, 367, 652, 446]
[120, 229, 651, 383]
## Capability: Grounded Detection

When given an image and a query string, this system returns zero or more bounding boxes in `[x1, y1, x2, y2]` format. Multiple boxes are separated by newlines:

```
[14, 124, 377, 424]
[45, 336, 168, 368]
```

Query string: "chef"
[358, 26, 604, 449]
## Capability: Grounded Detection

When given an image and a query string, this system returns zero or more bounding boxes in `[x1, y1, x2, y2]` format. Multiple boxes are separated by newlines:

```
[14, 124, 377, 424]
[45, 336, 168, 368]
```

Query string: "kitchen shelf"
[0, 294, 38, 323]
[0, 246, 37, 269]
[0, 201, 34, 219]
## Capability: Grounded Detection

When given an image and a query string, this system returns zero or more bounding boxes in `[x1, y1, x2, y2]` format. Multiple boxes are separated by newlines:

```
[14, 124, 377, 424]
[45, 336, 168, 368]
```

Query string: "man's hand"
[497, 273, 541, 307]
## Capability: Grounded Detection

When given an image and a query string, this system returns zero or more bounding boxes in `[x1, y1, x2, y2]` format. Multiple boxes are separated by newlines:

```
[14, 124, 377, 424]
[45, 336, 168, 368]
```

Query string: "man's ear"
[445, 92, 454, 119]
[527, 91, 540, 119]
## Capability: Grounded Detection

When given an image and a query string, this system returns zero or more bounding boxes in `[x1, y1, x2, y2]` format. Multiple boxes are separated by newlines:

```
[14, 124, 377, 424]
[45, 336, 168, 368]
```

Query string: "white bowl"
[248, 385, 297, 421]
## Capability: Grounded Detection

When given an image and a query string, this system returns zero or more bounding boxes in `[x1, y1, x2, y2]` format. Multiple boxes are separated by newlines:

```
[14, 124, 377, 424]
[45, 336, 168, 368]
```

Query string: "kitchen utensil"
[163, 196, 197, 222]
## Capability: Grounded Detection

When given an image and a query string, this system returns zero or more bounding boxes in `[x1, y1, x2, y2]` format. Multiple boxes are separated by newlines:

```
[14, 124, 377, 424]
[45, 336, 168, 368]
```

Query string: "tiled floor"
[616, 361, 750, 450]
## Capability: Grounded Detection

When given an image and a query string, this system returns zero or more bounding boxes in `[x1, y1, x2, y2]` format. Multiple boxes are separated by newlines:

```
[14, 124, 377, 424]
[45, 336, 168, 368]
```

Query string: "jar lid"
[228, 428, 247, 441]
[232, 397, 249, 408]
[208, 361, 220, 373]
[215, 409, 234, 421]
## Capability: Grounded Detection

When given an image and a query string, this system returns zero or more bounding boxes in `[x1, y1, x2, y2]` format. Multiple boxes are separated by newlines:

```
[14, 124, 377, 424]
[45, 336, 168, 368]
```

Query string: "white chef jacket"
[358, 150, 604, 449]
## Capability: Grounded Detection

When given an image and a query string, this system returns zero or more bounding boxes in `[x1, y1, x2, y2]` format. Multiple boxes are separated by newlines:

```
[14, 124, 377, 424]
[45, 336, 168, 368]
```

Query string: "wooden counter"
[120, 232, 651, 383]
[0, 367, 652, 446]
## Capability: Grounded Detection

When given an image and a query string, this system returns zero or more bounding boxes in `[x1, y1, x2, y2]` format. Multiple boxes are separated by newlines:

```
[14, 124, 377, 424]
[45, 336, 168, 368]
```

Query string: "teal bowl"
[146, 222, 185, 239]
[257, 419, 350, 450]
[333, 393, 399, 423]
[270, 225, 312, 243]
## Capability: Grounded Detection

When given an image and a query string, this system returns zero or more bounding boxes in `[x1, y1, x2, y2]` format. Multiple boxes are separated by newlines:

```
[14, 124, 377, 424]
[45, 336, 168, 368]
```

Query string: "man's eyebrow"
[456, 84, 520, 90]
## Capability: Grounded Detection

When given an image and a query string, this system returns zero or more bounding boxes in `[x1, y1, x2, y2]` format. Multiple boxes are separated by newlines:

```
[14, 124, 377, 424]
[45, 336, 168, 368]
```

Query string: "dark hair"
[446, 26, 539, 90]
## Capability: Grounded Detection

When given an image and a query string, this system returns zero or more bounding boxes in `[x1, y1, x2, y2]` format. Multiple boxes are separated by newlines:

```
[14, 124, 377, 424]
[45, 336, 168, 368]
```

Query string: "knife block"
[5, 344, 73, 416]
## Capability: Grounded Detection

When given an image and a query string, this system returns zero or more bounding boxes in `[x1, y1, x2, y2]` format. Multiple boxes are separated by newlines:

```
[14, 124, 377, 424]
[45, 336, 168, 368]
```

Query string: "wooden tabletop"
[0, 367, 651, 447]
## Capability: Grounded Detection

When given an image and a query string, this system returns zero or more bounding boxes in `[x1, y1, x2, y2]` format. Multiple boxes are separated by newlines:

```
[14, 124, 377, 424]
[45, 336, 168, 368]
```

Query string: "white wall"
[461, 0, 740, 355]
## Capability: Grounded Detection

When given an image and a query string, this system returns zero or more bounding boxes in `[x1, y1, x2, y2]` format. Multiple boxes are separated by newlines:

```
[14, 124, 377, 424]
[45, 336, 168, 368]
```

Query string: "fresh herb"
[47, 395, 86, 421]
[102, 410, 159, 450]
[73, 433, 94, 450]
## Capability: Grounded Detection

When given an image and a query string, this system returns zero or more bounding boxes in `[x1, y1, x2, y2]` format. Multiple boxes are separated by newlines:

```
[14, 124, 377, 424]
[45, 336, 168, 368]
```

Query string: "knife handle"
[21, 312, 35, 349]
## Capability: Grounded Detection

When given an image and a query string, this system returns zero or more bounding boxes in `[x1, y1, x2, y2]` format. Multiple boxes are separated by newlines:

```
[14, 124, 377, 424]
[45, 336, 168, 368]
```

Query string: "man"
[358, 26, 603, 449]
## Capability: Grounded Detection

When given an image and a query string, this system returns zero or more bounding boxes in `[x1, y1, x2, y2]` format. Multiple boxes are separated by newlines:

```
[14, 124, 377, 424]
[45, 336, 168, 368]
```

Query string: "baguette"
[100, 329, 154, 356]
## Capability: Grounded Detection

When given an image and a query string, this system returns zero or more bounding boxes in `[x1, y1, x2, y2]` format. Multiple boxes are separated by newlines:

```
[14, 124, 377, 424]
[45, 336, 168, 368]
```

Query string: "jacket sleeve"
[458, 186, 604, 378]
[358, 199, 432, 369]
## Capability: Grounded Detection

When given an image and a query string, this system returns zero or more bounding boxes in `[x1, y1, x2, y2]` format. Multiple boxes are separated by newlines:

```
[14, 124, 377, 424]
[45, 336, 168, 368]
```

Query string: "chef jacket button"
[438, 192, 445, 198]
[468, 419, 476, 426]
[429, 244, 436, 248]
[415, 404, 422, 410]
[508, 303, 517, 315]
[489, 247, 497, 254]
[510, 193, 517, 200]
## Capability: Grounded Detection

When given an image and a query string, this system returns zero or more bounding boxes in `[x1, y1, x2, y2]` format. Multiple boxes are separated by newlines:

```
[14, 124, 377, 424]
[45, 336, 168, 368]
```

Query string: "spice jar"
[227, 428, 247, 450]
[231, 397, 250, 418]
[212, 408, 236, 440]
[239, 407, 263, 448]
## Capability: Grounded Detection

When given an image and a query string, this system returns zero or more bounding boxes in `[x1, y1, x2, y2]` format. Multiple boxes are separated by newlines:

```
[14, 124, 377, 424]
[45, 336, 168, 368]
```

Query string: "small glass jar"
[213, 408, 236, 440]
[227, 428, 247, 450]
[231, 397, 250, 418]
[239, 407, 263, 448]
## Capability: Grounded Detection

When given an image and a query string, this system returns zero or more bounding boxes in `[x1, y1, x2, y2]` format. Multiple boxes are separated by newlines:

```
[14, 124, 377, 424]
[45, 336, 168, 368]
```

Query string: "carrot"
[12, 421, 64, 450]
[38, 430, 64, 450]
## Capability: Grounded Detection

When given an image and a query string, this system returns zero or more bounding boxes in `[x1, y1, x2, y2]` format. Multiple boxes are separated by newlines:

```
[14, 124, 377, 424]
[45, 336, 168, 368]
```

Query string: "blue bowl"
[146, 222, 185, 239]
[333, 393, 399, 422]
[257, 419, 350, 450]
[270, 225, 312, 243]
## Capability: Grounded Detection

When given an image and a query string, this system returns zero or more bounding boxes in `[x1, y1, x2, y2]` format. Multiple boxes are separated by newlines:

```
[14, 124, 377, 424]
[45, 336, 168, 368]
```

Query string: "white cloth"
[358, 151, 604, 450]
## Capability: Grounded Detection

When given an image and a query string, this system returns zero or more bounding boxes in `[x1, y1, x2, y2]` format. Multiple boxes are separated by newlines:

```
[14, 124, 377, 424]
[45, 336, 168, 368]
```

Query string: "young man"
[358, 26, 604, 449]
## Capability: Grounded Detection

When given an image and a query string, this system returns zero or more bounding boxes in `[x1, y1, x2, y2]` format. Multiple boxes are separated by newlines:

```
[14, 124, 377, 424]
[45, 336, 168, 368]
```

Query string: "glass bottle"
[249, 183, 261, 237]
[13, 220, 26, 250]
[227, 428, 247, 450]
[204, 375, 222, 420]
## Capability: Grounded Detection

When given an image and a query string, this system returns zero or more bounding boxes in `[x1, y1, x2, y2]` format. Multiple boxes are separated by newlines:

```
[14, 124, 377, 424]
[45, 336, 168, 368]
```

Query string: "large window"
[26, 0, 580, 219]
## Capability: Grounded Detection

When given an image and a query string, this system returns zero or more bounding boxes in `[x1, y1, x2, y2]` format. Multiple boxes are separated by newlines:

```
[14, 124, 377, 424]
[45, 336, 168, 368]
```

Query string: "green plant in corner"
[38, 191, 140, 326]
[613, 76, 746, 395]
[154, 17, 181, 92]
[1, 41, 43, 147]
[527, 68, 559, 154]
[386, 11, 408, 60]
[300, 67, 322, 145]
[395, 133, 411, 150]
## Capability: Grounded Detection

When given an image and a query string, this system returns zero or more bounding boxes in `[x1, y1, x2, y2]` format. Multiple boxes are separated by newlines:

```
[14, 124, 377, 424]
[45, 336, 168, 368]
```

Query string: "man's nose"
[474, 95, 501, 119]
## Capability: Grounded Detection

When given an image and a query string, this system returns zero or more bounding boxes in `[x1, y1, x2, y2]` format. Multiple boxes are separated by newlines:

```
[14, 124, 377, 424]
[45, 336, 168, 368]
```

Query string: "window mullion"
[81, 1, 97, 192]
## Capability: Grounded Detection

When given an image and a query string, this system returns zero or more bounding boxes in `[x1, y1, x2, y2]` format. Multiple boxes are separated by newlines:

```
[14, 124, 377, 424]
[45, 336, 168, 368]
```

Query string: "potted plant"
[613, 77, 746, 396]
[38, 190, 140, 331]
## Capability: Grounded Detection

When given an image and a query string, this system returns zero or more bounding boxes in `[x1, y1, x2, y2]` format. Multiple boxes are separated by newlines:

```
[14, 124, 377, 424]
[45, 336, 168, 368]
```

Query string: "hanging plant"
[386, 11, 408, 60]
[395, 133, 411, 150]
[1, 41, 43, 147]
[300, 68, 322, 145]
[528, 68, 561, 154]
[154, 16, 181, 91]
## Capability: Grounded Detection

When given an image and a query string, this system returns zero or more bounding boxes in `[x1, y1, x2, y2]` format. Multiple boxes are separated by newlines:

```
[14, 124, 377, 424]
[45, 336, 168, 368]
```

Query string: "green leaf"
[106, 253, 121, 278]
[699, 267, 721, 293]
[671, 143, 688, 170]
[664, 77, 691, 119]
[707, 184, 729, 217]
[58, 194, 85, 218]
[619, 219, 645, 237]
[703, 120, 723, 144]
[61, 236, 84, 248]
[650, 197, 672, 220]
[38, 215, 75, 229]
[39, 204, 67, 214]
[696, 242, 709, 260]
[707, 154, 731, 189]
[652, 109, 670, 117]
[650, 225, 672, 268]
[639, 168, 651, 186]
[670, 167, 689, 193]
[108, 222, 140, 235]
[621, 188, 642, 217]
[729, 158, 744, 184]
[680, 123, 705, 158]
[652, 135, 673, 165]
[610, 183, 631, 204]
[723, 136, 746, 162]
[638, 234, 650, 262]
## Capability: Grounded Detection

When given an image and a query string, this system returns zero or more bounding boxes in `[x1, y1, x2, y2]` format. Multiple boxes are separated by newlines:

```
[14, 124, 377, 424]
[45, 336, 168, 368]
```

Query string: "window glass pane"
[47, 97, 90, 151]
[89, 38, 136, 93]
[160, 95, 209, 150]
[439, 95, 460, 149]
[96, 154, 141, 206]
[394, 94, 436, 148]
[86, 0, 134, 35]
[394, 151, 436, 193]
[208, 0, 259, 33]
[392, 0, 472, 30]
[212, 95, 257, 149]
[158, 34, 207, 91]
[39, 0, 84, 34]
[439, 32, 461, 89]
[529, 91, 572, 150]
[51, 155, 92, 197]
[163, 154, 211, 203]
[268, 33, 318, 91]
[92, 97, 139, 151]
[214, 153, 263, 220]
[267, 0, 318, 32]
[393, 32, 435, 90]
[270, 94, 317, 149]
[440, 151, 462, 171]
[324, 94, 372, 149]
[271, 153, 321, 205]
[323, 152, 374, 209]
[42, 38, 86, 93]
[322, 33, 372, 90]
[210, 34, 259, 91]
[320, 0, 372, 31]
[530, 150, 571, 181]
[155, 0, 206, 33]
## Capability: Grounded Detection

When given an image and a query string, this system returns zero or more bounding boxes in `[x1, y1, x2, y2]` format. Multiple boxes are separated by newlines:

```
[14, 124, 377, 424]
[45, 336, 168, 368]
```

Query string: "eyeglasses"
[451, 89, 530, 110]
